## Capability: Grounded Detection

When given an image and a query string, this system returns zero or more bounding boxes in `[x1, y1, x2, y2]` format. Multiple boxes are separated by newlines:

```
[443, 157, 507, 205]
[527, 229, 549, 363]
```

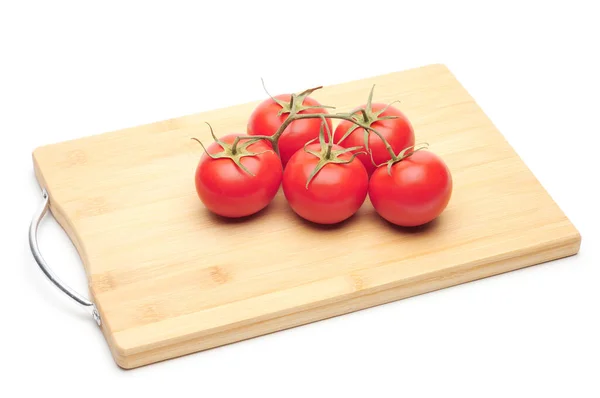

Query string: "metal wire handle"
[29, 189, 101, 326]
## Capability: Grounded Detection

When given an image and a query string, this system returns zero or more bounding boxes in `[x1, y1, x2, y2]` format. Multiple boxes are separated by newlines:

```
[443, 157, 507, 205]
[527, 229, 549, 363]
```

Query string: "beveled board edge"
[113, 235, 580, 368]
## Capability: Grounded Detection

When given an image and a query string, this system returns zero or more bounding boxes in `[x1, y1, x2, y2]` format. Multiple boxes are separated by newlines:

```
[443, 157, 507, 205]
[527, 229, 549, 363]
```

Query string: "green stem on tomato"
[357, 108, 369, 122]
[325, 141, 333, 159]
[360, 125, 396, 163]
[288, 94, 296, 114]
[230, 136, 240, 155]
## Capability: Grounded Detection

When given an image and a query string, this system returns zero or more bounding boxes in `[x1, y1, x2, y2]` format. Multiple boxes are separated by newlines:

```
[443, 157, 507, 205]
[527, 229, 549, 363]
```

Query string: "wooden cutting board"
[32, 64, 581, 369]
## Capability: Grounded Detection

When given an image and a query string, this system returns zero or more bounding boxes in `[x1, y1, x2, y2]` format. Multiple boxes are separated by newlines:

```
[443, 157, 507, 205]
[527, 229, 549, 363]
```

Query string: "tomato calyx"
[261, 79, 336, 118]
[372, 142, 430, 175]
[303, 117, 365, 189]
[336, 85, 401, 150]
[191, 123, 271, 176]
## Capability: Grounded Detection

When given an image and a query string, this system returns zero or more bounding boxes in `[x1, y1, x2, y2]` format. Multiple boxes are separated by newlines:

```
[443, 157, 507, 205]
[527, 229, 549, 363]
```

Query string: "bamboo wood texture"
[32, 64, 581, 369]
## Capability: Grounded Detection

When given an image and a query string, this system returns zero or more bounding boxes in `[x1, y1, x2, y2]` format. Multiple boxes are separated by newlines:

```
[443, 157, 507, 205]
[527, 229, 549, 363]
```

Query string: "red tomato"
[369, 151, 452, 227]
[194, 134, 282, 218]
[247, 93, 333, 167]
[334, 103, 415, 175]
[282, 143, 369, 224]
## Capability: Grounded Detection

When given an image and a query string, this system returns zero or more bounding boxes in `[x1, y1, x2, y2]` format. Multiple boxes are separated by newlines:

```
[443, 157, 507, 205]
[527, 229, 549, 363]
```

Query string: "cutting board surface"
[33, 64, 580, 369]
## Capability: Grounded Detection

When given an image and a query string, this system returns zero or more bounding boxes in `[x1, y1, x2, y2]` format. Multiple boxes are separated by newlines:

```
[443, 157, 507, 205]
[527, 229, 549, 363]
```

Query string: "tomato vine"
[193, 82, 404, 176]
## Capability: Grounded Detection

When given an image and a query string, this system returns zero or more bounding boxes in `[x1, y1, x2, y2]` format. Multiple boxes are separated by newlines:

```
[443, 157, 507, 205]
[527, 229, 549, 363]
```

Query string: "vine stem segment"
[248, 84, 399, 157]
[249, 111, 393, 157]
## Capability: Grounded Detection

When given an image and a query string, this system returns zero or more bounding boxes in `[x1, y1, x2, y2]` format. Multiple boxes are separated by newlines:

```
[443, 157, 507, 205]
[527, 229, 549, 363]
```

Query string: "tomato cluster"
[192, 84, 452, 227]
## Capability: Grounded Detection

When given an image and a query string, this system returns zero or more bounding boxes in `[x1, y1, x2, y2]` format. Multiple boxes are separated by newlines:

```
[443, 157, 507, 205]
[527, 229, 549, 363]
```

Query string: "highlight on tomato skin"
[368, 150, 453, 227]
[193, 133, 283, 218]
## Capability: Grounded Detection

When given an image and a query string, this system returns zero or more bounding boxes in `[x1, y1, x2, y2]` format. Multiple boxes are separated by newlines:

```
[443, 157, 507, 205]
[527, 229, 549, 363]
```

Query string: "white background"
[1, 1, 598, 397]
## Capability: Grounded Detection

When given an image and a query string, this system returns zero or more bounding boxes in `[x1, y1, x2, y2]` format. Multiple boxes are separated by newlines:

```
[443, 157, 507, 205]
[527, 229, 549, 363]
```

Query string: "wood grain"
[32, 64, 581, 369]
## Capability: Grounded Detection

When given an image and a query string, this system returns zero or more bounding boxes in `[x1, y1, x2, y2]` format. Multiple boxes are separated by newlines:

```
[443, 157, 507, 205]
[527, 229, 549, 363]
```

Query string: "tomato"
[247, 90, 333, 167]
[282, 142, 369, 225]
[334, 102, 415, 176]
[194, 133, 282, 218]
[369, 150, 452, 227]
